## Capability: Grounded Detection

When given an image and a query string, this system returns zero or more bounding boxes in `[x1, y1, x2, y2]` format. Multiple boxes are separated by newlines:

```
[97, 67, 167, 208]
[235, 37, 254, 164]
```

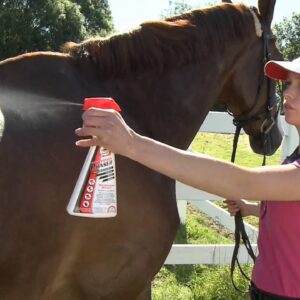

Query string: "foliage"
[274, 13, 300, 60]
[161, 0, 218, 18]
[73, 0, 114, 37]
[161, 0, 193, 18]
[0, 0, 114, 60]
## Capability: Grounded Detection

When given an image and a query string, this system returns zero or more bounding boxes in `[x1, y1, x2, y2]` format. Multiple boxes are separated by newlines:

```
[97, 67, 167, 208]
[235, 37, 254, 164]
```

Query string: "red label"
[79, 149, 101, 213]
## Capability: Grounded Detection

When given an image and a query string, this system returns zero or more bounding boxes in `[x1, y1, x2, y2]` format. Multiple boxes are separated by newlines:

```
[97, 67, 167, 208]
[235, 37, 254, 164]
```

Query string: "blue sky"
[108, 0, 300, 32]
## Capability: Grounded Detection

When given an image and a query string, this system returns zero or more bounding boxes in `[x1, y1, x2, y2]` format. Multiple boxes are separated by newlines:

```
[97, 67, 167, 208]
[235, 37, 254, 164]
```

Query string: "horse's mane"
[63, 3, 259, 78]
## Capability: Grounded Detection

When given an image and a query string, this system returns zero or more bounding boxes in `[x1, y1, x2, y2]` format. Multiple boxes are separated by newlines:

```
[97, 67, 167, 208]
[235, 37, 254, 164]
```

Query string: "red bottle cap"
[83, 98, 121, 112]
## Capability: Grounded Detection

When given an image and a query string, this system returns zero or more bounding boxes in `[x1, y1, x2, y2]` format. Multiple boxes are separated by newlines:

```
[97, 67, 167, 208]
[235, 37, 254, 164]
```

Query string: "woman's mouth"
[284, 103, 294, 111]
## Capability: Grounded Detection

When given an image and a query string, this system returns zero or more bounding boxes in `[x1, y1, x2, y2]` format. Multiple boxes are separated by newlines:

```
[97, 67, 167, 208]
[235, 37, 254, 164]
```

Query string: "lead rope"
[229, 27, 273, 292]
[230, 81, 283, 292]
[230, 125, 257, 293]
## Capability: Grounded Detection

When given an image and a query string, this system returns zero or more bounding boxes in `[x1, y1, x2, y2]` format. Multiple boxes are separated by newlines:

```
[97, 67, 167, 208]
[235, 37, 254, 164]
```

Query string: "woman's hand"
[75, 108, 136, 157]
[223, 199, 259, 217]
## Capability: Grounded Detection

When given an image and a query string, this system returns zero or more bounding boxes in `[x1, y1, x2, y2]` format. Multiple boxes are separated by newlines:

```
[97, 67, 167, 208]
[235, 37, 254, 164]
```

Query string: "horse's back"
[0, 57, 179, 299]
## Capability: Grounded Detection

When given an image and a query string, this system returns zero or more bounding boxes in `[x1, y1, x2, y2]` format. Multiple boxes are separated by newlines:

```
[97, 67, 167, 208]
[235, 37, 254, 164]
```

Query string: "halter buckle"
[260, 117, 275, 134]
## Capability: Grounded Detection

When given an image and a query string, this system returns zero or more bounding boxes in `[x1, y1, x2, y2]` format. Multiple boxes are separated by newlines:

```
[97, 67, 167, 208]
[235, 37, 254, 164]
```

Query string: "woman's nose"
[283, 85, 294, 102]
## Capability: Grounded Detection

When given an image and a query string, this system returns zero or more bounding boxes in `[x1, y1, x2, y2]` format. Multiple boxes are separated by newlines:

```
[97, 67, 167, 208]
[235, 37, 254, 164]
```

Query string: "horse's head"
[221, 0, 283, 156]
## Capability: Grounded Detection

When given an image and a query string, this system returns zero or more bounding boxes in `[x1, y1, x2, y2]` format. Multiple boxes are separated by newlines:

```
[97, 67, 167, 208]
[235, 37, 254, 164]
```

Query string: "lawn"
[152, 132, 282, 300]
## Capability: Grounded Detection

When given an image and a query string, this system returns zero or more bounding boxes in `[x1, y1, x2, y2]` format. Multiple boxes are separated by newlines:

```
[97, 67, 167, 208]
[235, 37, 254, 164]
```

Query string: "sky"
[108, 0, 300, 33]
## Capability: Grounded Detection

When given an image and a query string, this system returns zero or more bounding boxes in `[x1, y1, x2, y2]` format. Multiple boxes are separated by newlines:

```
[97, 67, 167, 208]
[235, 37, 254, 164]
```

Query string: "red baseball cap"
[264, 57, 300, 81]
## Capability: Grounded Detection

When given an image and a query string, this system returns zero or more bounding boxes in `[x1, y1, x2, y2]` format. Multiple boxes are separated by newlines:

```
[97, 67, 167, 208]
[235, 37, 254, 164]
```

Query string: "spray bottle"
[67, 97, 121, 218]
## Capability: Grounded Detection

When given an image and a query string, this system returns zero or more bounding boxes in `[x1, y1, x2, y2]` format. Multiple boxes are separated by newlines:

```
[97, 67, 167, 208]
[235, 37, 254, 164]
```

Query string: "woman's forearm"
[128, 133, 256, 200]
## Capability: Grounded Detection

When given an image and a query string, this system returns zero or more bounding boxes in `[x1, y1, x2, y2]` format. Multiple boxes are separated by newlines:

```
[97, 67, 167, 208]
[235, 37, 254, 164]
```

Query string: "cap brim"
[265, 60, 300, 81]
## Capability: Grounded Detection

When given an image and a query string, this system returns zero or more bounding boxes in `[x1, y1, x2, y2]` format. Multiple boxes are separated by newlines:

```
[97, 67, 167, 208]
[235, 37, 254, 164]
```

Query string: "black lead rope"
[230, 125, 242, 164]
[228, 23, 278, 292]
[229, 82, 283, 292]
[230, 124, 257, 292]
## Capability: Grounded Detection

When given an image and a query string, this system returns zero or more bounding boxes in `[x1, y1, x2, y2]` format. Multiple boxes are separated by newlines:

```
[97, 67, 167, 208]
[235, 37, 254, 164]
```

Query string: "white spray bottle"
[67, 97, 121, 218]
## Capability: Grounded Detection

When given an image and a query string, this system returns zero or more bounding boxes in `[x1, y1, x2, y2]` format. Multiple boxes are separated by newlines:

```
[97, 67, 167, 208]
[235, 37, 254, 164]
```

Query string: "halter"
[229, 27, 280, 165]
[228, 24, 282, 292]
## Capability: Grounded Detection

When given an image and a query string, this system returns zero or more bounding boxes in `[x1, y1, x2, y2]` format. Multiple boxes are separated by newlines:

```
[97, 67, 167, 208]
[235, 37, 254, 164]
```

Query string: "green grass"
[175, 205, 232, 245]
[153, 264, 253, 300]
[191, 132, 281, 167]
[152, 132, 282, 300]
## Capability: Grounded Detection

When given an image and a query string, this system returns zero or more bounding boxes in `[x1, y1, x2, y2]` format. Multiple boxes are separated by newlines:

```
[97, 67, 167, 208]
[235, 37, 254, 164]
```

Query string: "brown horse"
[0, 1, 282, 299]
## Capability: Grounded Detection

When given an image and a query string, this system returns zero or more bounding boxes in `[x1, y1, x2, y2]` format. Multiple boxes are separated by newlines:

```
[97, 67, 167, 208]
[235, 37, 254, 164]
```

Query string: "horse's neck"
[106, 62, 225, 150]
[108, 39, 250, 150]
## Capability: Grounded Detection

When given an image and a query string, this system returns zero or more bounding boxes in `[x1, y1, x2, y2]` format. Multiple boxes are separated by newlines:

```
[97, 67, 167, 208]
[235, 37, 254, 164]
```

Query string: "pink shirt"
[252, 159, 300, 298]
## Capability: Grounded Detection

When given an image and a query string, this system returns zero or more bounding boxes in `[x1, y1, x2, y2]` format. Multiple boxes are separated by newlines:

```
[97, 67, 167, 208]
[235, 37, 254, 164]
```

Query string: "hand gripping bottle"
[67, 97, 121, 218]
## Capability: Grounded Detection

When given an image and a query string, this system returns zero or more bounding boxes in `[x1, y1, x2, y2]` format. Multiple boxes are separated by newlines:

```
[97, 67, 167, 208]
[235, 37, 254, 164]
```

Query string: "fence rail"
[165, 112, 297, 265]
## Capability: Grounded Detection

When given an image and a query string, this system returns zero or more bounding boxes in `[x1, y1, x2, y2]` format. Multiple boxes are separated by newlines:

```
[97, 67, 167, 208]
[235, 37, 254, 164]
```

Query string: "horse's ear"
[258, 0, 276, 26]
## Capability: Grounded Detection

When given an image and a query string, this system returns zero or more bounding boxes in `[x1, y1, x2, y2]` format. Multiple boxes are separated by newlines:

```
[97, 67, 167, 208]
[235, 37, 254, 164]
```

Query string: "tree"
[73, 0, 114, 37]
[161, 0, 217, 18]
[0, 0, 114, 60]
[274, 13, 300, 61]
[161, 0, 193, 18]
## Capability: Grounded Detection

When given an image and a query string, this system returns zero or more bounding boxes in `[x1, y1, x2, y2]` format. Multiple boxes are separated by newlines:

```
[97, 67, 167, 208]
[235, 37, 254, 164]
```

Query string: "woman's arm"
[75, 108, 300, 202]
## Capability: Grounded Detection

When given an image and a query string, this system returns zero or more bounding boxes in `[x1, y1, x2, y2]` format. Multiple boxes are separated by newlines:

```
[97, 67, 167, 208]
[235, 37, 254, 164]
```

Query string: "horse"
[0, 0, 282, 299]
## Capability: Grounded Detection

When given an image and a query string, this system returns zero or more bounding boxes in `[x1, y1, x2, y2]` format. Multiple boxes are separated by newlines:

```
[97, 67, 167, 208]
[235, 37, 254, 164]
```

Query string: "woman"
[225, 57, 300, 300]
[75, 57, 300, 300]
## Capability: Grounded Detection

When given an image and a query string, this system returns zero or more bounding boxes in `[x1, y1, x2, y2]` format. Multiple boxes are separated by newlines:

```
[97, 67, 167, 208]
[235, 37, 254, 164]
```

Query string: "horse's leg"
[136, 284, 151, 300]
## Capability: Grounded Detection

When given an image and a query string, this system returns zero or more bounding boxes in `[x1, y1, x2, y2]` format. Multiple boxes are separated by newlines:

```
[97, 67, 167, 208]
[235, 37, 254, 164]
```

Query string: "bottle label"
[79, 147, 117, 215]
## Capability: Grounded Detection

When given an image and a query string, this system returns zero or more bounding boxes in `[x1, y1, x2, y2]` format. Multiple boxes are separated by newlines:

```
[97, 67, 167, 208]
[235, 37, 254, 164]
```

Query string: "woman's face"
[283, 72, 300, 128]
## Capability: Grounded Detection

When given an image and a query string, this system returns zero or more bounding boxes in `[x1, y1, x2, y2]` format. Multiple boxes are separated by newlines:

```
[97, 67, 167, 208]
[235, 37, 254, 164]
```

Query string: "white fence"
[165, 112, 298, 265]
